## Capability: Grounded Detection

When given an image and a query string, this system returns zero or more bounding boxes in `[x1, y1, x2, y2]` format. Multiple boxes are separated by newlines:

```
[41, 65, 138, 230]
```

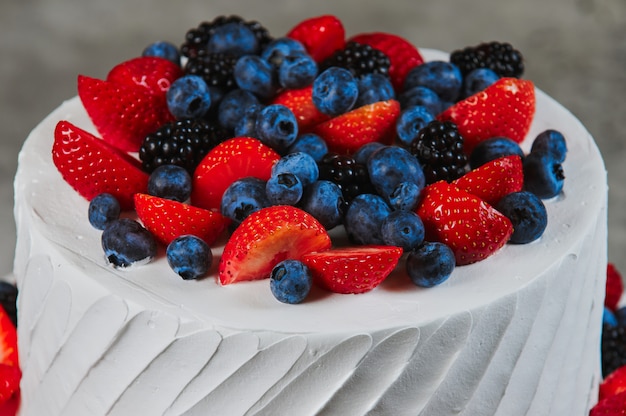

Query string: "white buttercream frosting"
[13, 49, 607, 415]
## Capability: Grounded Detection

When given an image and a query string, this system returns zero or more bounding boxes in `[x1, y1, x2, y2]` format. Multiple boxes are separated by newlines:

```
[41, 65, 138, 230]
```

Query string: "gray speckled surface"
[2, 0, 625, 279]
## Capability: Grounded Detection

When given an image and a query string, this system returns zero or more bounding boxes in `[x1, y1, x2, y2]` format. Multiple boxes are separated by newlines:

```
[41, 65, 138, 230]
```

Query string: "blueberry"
[142, 41, 181, 65]
[0, 281, 18, 327]
[398, 86, 442, 116]
[604, 306, 619, 327]
[207, 22, 259, 56]
[88, 193, 121, 230]
[406, 242, 456, 288]
[287, 133, 328, 163]
[218, 89, 260, 131]
[299, 180, 344, 230]
[496, 191, 548, 244]
[403, 61, 463, 102]
[462, 68, 499, 98]
[220, 177, 270, 223]
[166, 75, 212, 119]
[469, 136, 525, 169]
[234, 55, 277, 100]
[166, 235, 212, 280]
[523, 152, 565, 199]
[102, 219, 157, 268]
[262, 37, 307, 68]
[381, 210, 425, 251]
[395, 106, 435, 148]
[353, 142, 386, 165]
[270, 260, 312, 304]
[388, 181, 421, 211]
[255, 104, 299, 152]
[271, 152, 319, 187]
[279, 53, 318, 89]
[367, 146, 425, 201]
[266, 173, 303, 206]
[234, 104, 264, 137]
[147, 165, 192, 202]
[615, 306, 626, 324]
[531, 129, 568, 163]
[355, 73, 395, 107]
[344, 193, 391, 245]
[312, 67, 358, 116]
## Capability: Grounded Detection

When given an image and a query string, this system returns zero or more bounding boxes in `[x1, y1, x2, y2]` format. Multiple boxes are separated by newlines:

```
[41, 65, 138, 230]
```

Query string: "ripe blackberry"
[318, 153, 376, 206]
[602, 323, 626, 377]
[139, 118, 230, 174]
[0, 282, 17, 327]
[184, 53, 238, 93]
[320, 41, 391, 78]
[450, 41, 524, 78]
[410, 120, 468, 184]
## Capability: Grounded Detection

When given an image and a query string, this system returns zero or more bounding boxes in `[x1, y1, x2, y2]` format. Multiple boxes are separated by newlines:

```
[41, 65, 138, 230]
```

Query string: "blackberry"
[410, 120, 468, 184]
[139, 118, 230, 174]
[450, 41, 524, 78]
[184, 53, 238, 93]
[0, 282, 17, 327]
[320, 42, 391, 79]
[318, 153, 376, 206]
[602, 323, 626, 377]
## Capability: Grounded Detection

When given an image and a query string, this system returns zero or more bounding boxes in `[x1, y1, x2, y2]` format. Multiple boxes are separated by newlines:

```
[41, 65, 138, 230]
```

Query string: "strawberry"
[52, 120, 149, 210]
[271, 86, 330, 132]
[218, 205, 331, 285]
[452, 155, 524, 206]
[106, 56, 182, 96]
[302, 246, 403, 294]
[348, 32, 424, 91]
[134, 193, 229, 246]
[437, 78, 535, 154]
[286, 15, 345, 63]
[416, 181, 513, 265]
[77, 75, 174, 152]
[312, 99, 400, 154]
[0, 306, 17, 368]
[606, 263, 624, 311]
[591, 390, 626, 416]
[600, 364, 626, 401]
[191, 137, 281, 211]
[0, 364, 20, 406]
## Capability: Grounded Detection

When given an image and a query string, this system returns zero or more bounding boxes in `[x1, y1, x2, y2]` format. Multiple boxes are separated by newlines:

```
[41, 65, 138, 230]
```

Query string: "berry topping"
[312, 67, 359, 116]
[266, 173, 303, 206]
[255, 104, 299, 152]
[522, 151, 565, 199]
[166, 75, 213, 119]
[344, 193, 392, 245]
[469, 136, 525, 169]
[299, 180, 345, 230]
[183, 52, 239, 93]
[606, 263, 623, 311]
[0, 283, 18, 328]
[106, 56, 182, 96]
[403, 60, 463, 102]
[166, 235, 213, 280]
[381, 210, 425, 251]
[101, 218, 157, 268]
[450, 41, 524, 78]
[406, 241, 456, 288]
[495, 191, 548, 244]
[367, 145, 426, 202]
[590, 390, 626, 416]
[220, 177, 270, 224]
[317, 153, 375, 203]
[147, 165, 192, 202]
[286, 15, 346, 63]
[88, 193, 121, 230]
[600, 365, 626, 402]
[272, 86, 331, 131]
[319, 41, 391, 79]
[531, 129, 568, 163]
[270, 260, 313, 304]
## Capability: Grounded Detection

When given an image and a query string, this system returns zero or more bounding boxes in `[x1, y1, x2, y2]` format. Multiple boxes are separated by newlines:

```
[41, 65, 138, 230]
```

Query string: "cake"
[12, 15, 607, 416]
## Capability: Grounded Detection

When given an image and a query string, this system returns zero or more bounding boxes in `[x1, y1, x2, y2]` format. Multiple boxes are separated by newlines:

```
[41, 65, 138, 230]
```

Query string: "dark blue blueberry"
[496, 191, 548, 244]
[604, 306, 619, 327]
[381, 210, 425, 251]
[218, 89, 260, 131]
[166, 75, 212, 119]
[279, 53, 318, 89]
[355, 73, 395, 107]
[398, 86, 442, 116]
[234, 55, 277, 100]
[266, 173, 304, 206]
[262, 37, 307, 68]
[0, 281, 18, 327]
[462, 68, 499, 98]
[88, 193, 121, 230]
[523, 152, 565, 199]
[147, 165, 192, 202]
[270, 260, 312, 304]
[207, 22, 259, 56]
[388, 181, 421, 211]
[312, 67, 358, 116]
[299, 180, 344, 230]
[166, 235, 212, 280]
[101, 219, 157, 268]
[615, 306, 626, 324]
[142, 41, 181, 65]
[367, 146, 425, 201]
[403, 61, 463, 102]
[406, 242, 456, 288]
[271, 152, 319, 187]
[395, 106, 435, 148]
[353, 142, 385, 165]
[344, 193, 391, 245]
[287, 133, 328, 162]
[531, 129, 568, 163]
[233, 104, 264, 137]
[255, 104, 299, 152]
[469, 136, 525, 169]
[220, 177, 270, 223]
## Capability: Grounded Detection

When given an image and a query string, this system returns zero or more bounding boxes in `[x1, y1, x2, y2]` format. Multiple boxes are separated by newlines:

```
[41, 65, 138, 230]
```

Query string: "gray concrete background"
[2, 0, 626, 279]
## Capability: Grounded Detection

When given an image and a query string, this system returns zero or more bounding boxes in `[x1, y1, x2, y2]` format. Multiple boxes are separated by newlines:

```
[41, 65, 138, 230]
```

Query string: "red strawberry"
[134, 193, 229, 246]
[591, 390, 626, 415]
[271, 86, 330, 132]
[312, 99, 400, 154]
[302, 246, 403, 294]
[437, 78, 535, 154]
[0, 306, 17, 368]
[0, 387, 20, 415]
[348, 32, 424, 91]
[78, 75, 174, 152]
[452, 155, 523, 206]
[191, 137, 280, 211]
[416, 181, 513, 265]
[600, 364, 626, 401]
[286, 15, 345, 63]
[606, 263, 624, 311]
[0, 364, 20, 406]
[106, 56, 182, 96]
[52, 120, 149, 210]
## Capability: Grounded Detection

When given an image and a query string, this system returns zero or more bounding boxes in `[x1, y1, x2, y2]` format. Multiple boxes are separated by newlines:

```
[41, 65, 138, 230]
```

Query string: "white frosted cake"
[13, 46, 607, 416]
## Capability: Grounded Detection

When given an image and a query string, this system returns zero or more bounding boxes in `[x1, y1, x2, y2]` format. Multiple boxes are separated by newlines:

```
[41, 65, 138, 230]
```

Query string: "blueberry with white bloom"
[299, 180, 344, 230]
[262, 37, 307, 68]
[287, 133, 328, 162]
[344, 193, 391, 245]
[388, 181, 421, 211]
[270, 260, 312, 304]
[312, 67, 358, 116]
[279, 53, 318, 89]
[102, 219, 157, 268]
[367, 146, 425, 201]
[234, 55, 276, 100]
[396, 106, 435, 148]
[531, 129, 568, 163]
[221, 177, 270, 224]
[88, 193, 120, 230]
[271, 152, 318, 187]
[142, 41, 180, 65]
[166, 75, 212, 119]
[207, 22, 259, 56]
[147, 165, 192, 202]
[381, 210, 425, 251]
[218, 89, 260, 130]
[255, 104, 299, 152]
[523, 152, 565, 199]
[469, 136, 525, 169]
[404, 61, 463, 102]
[266, 173, 303, 206]
[462, 68, 499, 98]
[398, 86, 442, 116]
[166, 235, 212, 280]
[406, 242, 456, 288]
[355, 73, 395, 107]
[496, 191, 548, 244]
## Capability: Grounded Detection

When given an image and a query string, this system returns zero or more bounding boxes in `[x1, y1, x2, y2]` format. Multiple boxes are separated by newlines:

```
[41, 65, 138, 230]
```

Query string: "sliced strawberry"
[52, 120, 149, 210]
[302, 246, 403, 294]
[600, 364, 626, 401]
[271, 86, 330, 132]
[0, 387, 20, 416]
[218, 205, 331, 285]
[452, 155, 523, 206]
[78, 75, 174, 152]
[591, 390, 626, 415]
[312, 99, 400, 154]
[0, 306, 17, 368]
[416, 181, 513, 265]
[286, 15, 345, 63]
[437, 78, 535, 154]
[191, 137, 281, 211]
[106, 56, 182, 96]
[606, 263, 624, 311]
[0, 364, 20, 406]
[134, 193, 229, 246]
[348, 32, 424, 91]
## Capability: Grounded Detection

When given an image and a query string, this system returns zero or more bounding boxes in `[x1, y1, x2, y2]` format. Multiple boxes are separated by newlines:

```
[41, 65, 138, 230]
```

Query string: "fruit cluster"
[51, 14, 569, 304]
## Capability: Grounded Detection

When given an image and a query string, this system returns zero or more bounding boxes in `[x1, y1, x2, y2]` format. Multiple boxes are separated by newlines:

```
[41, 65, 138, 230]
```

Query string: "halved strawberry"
[606, 263, 624, 311]
[218, 205, 331, 285]
[134, 193, 229, 246]
[437, 78, 535, 154]
[191, 137, 280, 211]
[106, 56, 182, 96]
[312, 99, 400, 154]
[302, 246, 403, 294]
[0, 306, 17, 368]
[78, 75, 174, 152]
[600, 364, 626, 401]
[52, 120, 149, 210]
[348, 32, 424, 91]
[416, 181, 513, 265]
[286, 15, 345, 63]
[271, 86, 330, 132]
[591, 390, 626, 415]
[0, 364, 20, 406]
[452, 155, 523, 206]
